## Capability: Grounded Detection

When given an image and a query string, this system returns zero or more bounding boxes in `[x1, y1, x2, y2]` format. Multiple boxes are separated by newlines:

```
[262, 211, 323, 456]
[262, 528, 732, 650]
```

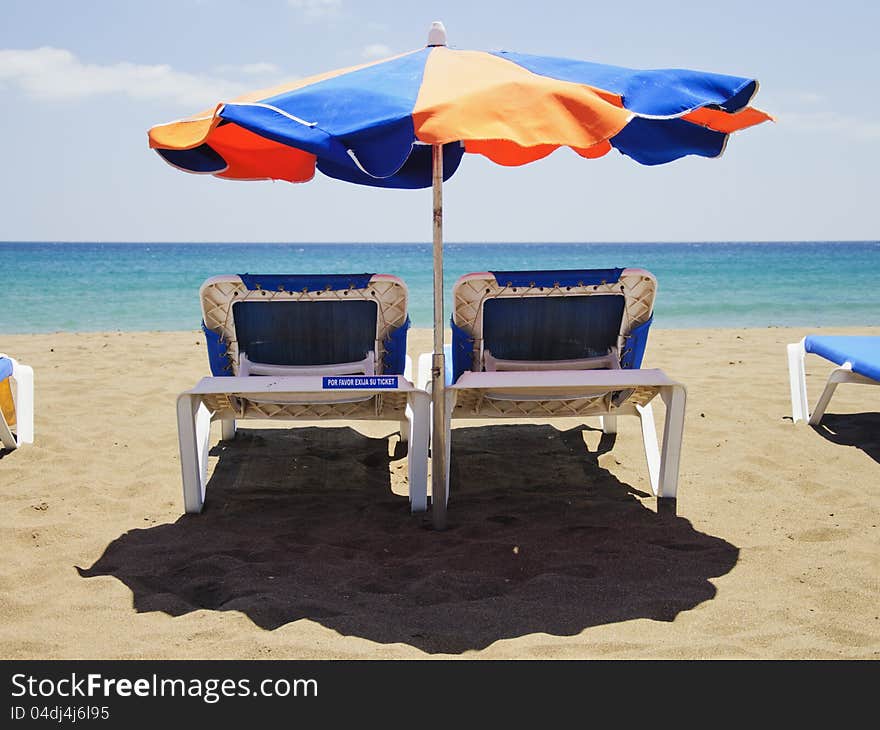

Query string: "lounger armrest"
[185, 374, 422, 396]
[416, 344, 454, 390]
[240, 352, 376, 377]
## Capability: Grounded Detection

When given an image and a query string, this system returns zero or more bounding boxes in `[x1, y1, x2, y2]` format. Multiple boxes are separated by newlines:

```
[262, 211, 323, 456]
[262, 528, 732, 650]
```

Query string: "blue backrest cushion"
[239, 273, 374, 292]
[482, 294, 625, 362]
[0, 357, 12, 381]
[232, 299, 378, 367]
[805, 335, 880, 382]
[620, 314, 653, 370]
[382, 316, 410, 375]
[491, 268, 623, 288]
[202, 322, 230, 375]
[451, 319, 474, 383]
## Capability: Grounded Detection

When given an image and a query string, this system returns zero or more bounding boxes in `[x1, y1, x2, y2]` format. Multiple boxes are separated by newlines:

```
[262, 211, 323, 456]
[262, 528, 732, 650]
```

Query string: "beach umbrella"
[148, 21, 772, 528]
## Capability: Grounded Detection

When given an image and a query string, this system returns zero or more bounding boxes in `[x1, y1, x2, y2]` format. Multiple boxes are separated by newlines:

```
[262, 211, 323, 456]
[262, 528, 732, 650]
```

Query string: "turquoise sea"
[1, 242, 878, 333]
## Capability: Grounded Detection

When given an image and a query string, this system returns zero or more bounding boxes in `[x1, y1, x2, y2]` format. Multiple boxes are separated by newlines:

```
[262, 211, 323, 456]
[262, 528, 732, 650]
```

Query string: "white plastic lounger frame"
[0, 354, 34, 450]
[418, 269, 686, 506]
[178, 274, 429, 514]
[787, 337, 879, 425]
[177, 375, 430, 514]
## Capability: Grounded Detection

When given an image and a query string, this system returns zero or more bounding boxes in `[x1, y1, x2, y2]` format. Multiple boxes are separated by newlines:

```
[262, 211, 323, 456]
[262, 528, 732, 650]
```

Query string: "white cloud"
[214, 62, 281, 76]
[288, 0, 342, 20]
[757, 91, 879, 141]
[780, 110, 880, 140]
[362, 43, 391, 60]
[0, 47, 253, 106]
[794, 92, 824, 105]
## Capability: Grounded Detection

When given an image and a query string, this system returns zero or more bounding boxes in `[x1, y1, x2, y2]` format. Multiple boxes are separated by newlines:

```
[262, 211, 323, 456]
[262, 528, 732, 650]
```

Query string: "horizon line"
[1, 239, 877, 245]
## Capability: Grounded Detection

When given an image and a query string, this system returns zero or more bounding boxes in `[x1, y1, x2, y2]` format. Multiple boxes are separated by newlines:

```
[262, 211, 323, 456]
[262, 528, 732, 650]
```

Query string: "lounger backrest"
[452, 268, 656, 379]
[200, 274, 409, 376]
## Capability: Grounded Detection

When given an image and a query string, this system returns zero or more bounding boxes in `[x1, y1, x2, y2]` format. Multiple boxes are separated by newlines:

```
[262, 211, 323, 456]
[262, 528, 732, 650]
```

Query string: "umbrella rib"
[150, 114, 215, 128]
[345, 145, 414, 179]
[221, 102, 318, 128]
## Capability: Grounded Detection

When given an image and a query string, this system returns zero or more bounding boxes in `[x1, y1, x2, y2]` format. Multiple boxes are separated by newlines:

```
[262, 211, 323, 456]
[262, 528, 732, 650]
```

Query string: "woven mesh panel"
[199, 391, 412, 420]
[451, 385, 659, 418]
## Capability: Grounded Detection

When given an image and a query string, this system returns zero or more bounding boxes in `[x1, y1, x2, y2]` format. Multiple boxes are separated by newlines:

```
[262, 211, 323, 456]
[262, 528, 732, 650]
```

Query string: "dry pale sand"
[0, 326, 878, 659]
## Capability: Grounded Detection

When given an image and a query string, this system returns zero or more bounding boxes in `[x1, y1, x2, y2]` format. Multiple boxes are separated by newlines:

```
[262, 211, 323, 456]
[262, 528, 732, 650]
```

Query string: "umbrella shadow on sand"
[80, 423, 738, 654]
[811, 412, 880, 464]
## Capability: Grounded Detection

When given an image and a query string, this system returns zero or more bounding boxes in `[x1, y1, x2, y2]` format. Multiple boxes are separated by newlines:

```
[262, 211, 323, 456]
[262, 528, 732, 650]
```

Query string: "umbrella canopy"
[149, 22, 771, 528]
[149, 25, 771, 188]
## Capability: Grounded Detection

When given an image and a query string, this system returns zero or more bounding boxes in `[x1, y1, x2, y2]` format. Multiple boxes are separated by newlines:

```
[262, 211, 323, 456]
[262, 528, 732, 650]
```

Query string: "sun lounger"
[0, 354, 34, 450]
[418, 268, 686, 513]
[177, 273, 429, 513]
[787, 335, 880, 425]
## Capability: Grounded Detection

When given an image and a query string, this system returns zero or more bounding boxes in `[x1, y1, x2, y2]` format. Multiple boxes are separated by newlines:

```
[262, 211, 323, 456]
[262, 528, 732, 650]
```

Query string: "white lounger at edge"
[0, 354, 34, 450]
[787, 335, 880, 425]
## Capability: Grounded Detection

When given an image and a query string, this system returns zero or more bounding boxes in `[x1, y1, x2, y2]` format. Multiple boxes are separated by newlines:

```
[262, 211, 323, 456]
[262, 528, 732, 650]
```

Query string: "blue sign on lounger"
[323, 376, 399, 389]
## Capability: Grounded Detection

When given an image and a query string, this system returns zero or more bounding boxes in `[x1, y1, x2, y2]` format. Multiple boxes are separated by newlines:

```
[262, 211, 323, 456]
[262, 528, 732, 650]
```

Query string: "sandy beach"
[0, 325, 877, 659]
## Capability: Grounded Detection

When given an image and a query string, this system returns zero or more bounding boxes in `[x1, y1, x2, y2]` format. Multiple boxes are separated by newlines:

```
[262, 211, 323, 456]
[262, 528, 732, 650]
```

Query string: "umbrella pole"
[431, 143, 448, 530]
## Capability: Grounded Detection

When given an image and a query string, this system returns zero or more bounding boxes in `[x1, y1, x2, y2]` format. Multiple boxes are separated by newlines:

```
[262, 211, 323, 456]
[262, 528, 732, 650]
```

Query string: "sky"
[1, 0, 878, 243]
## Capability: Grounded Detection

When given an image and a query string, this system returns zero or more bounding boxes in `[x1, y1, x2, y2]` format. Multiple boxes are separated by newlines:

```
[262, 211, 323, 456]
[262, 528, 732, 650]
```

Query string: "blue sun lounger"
[787, 335, 880, 425]
[0, 354, 34, 450]
[177, 273, 430, 514]
[418, 268, 687, 510]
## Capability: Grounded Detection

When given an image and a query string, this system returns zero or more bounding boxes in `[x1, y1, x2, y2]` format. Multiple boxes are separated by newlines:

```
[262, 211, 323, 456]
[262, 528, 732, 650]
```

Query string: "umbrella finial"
[427, 21, 447, 47]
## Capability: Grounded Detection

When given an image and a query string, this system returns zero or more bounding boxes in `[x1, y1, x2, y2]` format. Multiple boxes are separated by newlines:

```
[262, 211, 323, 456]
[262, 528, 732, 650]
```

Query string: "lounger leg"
[787, 340, 809, 423]
[416, 352, 433, 391]
[444, 390, 455, 507]
[657, 385, 687, 499]
[426, 389, 454, 523]
[600, 414, 617, 434]
[636, 403, 661, 496]
[808, 367, 849, 426]
[176, 394, 212, 513]
[406, 393, 430, 512]
[220, 418, 237, 440]
[399, 404, 410, 443]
